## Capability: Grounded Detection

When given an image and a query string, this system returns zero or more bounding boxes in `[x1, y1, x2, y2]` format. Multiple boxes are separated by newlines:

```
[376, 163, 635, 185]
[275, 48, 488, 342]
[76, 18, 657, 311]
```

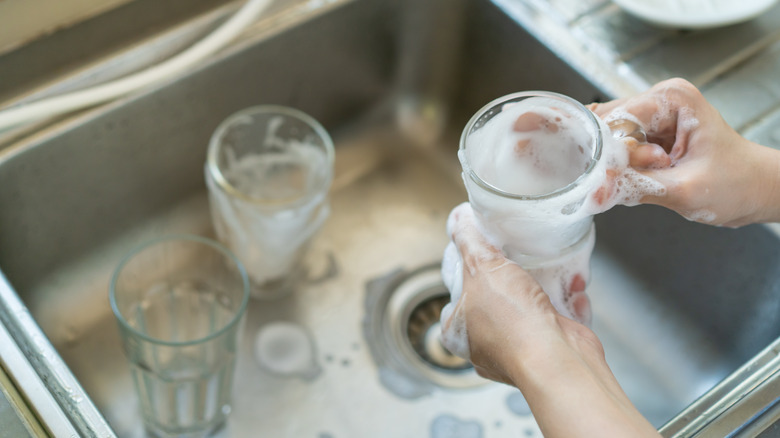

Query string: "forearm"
[751, 141, 780, 224]
[508, 330, 660, 438]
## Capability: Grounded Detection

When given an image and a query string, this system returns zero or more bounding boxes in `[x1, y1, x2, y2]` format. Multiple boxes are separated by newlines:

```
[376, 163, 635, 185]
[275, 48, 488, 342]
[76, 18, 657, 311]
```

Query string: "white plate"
[612, 0, 779, 28]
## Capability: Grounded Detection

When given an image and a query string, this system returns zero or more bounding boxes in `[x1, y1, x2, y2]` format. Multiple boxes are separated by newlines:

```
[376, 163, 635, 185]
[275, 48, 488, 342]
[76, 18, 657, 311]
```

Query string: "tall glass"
[110, 235, 249, 438]
[205, 106, 335, 299]
[458, 91, 614, 323]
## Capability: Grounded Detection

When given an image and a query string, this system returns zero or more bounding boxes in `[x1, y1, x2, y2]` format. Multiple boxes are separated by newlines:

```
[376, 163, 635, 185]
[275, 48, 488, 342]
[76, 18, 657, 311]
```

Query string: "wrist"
[504, 317, 602, 392]
[749, 142, 780, 223]
[505, 330, 659, 437]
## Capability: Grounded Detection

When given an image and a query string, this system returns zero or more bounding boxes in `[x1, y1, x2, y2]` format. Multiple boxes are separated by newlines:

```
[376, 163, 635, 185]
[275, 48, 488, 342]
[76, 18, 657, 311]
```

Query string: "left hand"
[441, 202, 660, 438]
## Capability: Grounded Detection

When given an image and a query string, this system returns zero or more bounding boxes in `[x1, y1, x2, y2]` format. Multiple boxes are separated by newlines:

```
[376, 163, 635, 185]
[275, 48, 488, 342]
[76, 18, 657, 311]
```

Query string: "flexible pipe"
[0, 0, 272, 131]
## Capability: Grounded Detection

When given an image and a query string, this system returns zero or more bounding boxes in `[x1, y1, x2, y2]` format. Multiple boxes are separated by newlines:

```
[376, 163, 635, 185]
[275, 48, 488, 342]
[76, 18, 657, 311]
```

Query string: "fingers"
[513, 111, 560, 133]
[441, 242, 461, 298]
[440, 300, 471, 360]
[587, 99, 627, 117]
[592, 169, 619, 207]
[447, 203, 505, 274]
[590, 78, 705, 155]
[593, 98, 675, 154]
[625, 139, 672, 169]
[633, 167, 678, 207]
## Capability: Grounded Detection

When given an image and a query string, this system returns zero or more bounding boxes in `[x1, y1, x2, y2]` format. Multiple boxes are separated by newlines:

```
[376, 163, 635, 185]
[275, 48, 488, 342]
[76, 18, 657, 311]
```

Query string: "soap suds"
[683, 209, 716, 223]
[441, 95, 665, 359]
[206, 119, 330, 287]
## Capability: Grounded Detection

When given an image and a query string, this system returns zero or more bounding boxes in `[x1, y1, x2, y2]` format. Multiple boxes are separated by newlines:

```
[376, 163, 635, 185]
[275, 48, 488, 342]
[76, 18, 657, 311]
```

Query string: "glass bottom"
[130, 356, 236, 438]
[146, 418, 226, 438]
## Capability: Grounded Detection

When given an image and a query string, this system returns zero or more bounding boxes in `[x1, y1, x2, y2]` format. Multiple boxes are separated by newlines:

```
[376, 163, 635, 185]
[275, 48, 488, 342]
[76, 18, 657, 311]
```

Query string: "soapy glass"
[458, 91, 621, 323]
[459, 91, 608, 261]
[110, 235, 250, 438]
[205, 106, 335, 299]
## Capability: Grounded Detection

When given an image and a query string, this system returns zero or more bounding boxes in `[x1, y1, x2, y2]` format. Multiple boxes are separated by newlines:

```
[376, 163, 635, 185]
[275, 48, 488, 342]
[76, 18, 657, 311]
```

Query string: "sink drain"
[407, 295, 470, 371]
[363, 263, 484, 397]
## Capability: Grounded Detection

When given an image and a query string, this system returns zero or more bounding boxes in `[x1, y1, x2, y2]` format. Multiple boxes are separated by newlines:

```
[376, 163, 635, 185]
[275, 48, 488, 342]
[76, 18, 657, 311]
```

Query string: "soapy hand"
[440, 203, 594, 384]
[440, 202, 660, 437]
[441, 203, 559, 382]
[590, 78, 780, 227]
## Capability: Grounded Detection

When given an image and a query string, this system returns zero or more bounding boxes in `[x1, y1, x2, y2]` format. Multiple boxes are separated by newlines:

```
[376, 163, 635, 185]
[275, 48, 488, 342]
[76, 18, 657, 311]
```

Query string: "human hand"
[589, 78, 780, 227]
[440, 202, 599, 385]
[440, 202, 660, 437]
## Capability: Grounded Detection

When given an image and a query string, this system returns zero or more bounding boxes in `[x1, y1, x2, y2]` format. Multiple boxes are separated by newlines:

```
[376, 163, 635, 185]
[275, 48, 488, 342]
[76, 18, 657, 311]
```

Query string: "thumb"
[608, 118, 672, 170]
[587, 99, 628, 117]
[626, 139, 672, 169]
[447, 203, 504, 273]
[633, 166, 678, 208]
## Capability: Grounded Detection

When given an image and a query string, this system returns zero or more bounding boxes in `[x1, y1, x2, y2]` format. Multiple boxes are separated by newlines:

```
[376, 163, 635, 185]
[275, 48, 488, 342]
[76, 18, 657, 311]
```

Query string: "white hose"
[0, 0, 272, 131]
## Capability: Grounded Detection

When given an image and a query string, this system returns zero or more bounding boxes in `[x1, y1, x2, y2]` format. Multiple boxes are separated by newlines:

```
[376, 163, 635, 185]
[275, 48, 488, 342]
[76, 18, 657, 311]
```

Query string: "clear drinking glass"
[205, 106, 335, 299]
[110, 235, 250, 438]
[458, 91, 614, 324]
[460, 91, 607, 260]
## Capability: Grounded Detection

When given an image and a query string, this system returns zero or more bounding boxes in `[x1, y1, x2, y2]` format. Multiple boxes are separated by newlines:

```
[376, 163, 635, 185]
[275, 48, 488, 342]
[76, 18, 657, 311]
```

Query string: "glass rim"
[459, 91, 604, 201]
[109, 234, 251, 347]
[206, 105, 336, 206]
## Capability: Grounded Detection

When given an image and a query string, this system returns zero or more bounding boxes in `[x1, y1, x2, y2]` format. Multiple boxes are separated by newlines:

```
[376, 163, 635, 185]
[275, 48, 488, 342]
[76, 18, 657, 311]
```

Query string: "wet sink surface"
[2, 0, 780, 436]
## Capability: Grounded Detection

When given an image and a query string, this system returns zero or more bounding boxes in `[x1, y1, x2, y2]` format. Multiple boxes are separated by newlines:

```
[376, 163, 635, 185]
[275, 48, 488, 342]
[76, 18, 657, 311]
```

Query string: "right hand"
[589, 78, 780, 227]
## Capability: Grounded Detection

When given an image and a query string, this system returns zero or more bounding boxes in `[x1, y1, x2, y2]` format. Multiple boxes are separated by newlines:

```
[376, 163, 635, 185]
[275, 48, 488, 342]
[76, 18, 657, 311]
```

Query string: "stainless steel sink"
[2, 0, 780, 436]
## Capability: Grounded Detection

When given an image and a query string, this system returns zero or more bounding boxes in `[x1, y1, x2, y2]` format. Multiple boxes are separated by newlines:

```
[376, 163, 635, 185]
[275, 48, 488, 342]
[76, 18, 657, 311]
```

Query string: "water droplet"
[378, 367, 431, 400]
[61, 326, 78, 346]
[351, 342, 360, 351]
[324, 354, 334, 363]
[69, 393, 84, 403]
[341, 358, 351, 367]
[254, 322, 321, 380]
[430, 414, 483, 438]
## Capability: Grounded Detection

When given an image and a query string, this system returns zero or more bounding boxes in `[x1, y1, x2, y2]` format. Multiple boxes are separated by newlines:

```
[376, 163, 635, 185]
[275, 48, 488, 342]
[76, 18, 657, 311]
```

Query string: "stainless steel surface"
[0, 0, 231, 105]
[0, 377, 35, 438]
[363, 264, 483, 398]
[659, 336, 780, 437]
[509, 0, 780, 152]
[1, 0, 780, 436]
[741, 398, 780, 437]
[0, 275, 82, 437]
[0, 325, 50, 437]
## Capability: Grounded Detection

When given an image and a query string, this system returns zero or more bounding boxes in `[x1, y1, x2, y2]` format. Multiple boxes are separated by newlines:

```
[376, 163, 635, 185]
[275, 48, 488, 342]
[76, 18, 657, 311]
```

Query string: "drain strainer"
[364, 263, 484, 396]
[407, 295, 471, 371]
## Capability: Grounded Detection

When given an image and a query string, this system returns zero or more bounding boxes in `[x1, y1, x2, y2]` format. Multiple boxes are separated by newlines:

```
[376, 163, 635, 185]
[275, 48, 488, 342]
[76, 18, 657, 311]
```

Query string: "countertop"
[503, 0, 780, 150]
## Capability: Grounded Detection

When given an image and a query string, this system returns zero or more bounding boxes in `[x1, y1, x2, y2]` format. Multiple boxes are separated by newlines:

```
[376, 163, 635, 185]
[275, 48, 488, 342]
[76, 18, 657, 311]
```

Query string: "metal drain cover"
[363, 263, 484, 399]
[407, 295, 471, 371]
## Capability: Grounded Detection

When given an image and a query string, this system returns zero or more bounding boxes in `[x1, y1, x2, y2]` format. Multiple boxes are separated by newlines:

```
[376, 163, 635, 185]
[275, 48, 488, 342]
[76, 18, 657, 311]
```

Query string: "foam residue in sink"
[254, 321, 321, 380]
[506, 391, 532, 417]
[430, 414, 483, 438]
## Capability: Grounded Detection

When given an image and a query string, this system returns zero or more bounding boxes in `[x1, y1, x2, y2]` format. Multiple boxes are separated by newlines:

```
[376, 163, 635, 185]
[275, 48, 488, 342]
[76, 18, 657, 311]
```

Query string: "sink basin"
[2, 0, 780, 436]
